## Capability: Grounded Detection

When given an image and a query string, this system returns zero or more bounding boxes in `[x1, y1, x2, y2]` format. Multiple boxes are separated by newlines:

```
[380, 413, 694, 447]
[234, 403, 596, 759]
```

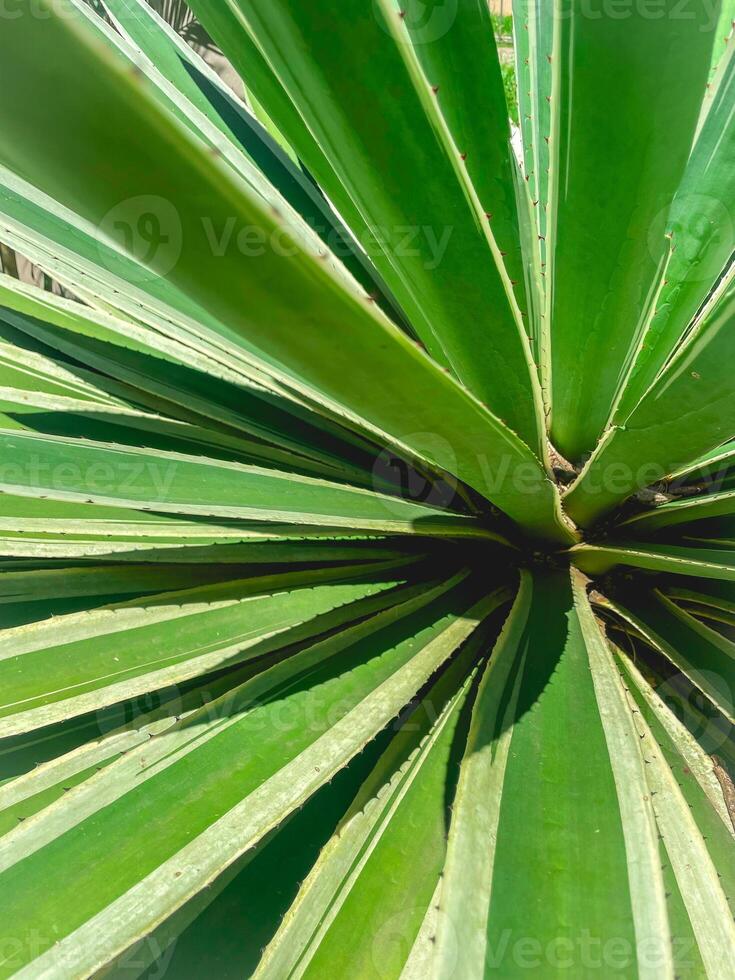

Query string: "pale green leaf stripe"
[572, 571, 672, 980]
[0, 579, 497, 977]
[667, 438, 735, 482]
[0, 660, 264, 835]
[705, 0, 734, 83]
[512, 158, 547, 393]
[626, 677, 735, 977]
[570, 542, 735, 582]
[615, 654, 735, 970]
[512, 0, 536, 205]
[433, 571, 532, 979]
[0, 0, 574, 543]
[599, 588, 735, 724]
[389, 0, 537, 362]
[619, 488, 735, 535]
[525, 0, 555, 319]
[0, 562, 419, 736]
[0, 430, 490, 538]
[0, 563, 254, 604]
[255, 636, 486, 980]
[400, 879, 443, 980]
[616, 651, 735, 837]
[435, 568, 667, 978]
[0, 492, 427, 549]
[660, 578, 735, 617]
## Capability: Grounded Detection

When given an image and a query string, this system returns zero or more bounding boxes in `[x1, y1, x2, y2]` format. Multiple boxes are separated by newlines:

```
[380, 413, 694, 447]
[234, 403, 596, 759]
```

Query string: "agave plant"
[0, 0, 733, 976]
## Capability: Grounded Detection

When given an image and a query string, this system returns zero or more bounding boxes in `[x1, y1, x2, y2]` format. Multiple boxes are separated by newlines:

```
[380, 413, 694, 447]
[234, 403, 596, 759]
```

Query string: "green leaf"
[667, 438, 735, 483]
[514, 0, 553, 283]
[0, 490, 420, 565]
[97, 0, 410, 332]
[133, 722, 403, 978]
[615, 652, 735, 976]
[0, 563, 257, 606]
[571, 541, 735, 581]
[706, 0, 735, 81]
[612, 45, 735, 425]
[0, 662, 265, 833]
[254, 626, 490, 980]
[660, 576, 735, 617]
[191, 0, 547, 455]
[434, 567, 668, 978]
[0, 3, 575, 541]
[0, 563, 427, 736]
[0, 575, 502, 976]
[0, 429, 493, 539]
[617, 649, 735, 848]
[547, 0, 717, 460]
[399, 0, 533, 328]
[0, 0, 732, 970]
[565, 277, 735, 527]
[620, 488, 735, 536]
[599, 586, 735, 724]
[0, 274, 393, 485]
